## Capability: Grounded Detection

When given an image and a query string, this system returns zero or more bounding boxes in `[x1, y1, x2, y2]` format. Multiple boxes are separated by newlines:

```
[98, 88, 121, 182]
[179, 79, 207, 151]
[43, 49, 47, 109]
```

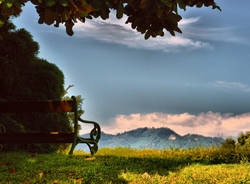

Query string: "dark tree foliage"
[0, 22, 72, 153]
[0, 0, 220, 39]
[237, 132, 250, 146]
[221, 138, 236, 150]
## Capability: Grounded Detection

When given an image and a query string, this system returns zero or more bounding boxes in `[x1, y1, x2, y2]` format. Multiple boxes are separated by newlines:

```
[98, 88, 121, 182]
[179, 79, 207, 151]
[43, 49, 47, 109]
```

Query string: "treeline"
[0, 21, 72, 153]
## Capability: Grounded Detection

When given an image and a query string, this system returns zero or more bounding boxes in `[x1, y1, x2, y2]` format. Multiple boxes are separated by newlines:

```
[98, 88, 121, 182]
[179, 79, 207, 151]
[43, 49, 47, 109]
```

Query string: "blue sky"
[12, 0, 250, 137]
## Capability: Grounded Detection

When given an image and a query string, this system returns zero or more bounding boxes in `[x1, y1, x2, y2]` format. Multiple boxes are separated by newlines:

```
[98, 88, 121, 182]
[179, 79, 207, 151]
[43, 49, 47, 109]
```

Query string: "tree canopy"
[0, 0, 220, 39]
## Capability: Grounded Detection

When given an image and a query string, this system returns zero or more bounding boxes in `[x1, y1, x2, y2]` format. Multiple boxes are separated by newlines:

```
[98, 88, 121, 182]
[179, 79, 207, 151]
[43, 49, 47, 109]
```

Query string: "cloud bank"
[99, 112, 250, 137]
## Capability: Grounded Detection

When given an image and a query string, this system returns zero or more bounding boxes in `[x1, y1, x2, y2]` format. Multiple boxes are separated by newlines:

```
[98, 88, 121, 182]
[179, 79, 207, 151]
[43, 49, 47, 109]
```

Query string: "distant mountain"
[76, 127, 224, 152]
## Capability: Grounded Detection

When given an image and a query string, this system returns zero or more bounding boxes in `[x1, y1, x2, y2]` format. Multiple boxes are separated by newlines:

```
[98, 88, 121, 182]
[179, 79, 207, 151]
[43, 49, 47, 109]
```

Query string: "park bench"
[0, 96, 101, 155]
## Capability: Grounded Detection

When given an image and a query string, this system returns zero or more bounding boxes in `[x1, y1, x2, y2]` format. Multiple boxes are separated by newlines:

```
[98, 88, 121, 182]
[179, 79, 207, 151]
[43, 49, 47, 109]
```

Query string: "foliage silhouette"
[0, 22, 72, 153]
[0, 0, 220, 39]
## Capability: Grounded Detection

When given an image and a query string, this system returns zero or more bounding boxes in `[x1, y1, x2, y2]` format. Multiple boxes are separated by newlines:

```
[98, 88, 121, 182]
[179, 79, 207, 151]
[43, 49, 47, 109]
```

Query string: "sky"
[12, 0, 250, 137]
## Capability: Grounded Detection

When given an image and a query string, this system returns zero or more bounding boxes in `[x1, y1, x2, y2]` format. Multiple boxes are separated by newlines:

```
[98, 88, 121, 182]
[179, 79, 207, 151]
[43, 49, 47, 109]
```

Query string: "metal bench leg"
[68, 96, 78, 155]
[69, 141, 77, 155]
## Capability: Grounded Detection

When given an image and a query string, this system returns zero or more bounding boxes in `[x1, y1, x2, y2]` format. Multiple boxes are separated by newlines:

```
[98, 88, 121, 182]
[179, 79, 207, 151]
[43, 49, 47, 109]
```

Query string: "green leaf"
[81, 0, 88, 6]
[65, 21, 74, 36]
[46, 0, 56, 7]
[6, 2, 13, 8]
[0, 20, 4, 28]
[38, 17, 44, 24]
[105, 1, 112, 8]
[44, 9, 55, 25]
[213, 5, 222, 11]
[60, 0, 68, 7]
[178, 2, 186, 10]
[173, 4, 177, 13]
[116, 4, 124, 19]
[160, 0, 173, 8]
[79, 12, 88, 17]
[196, 2, 203, 8]
[145, 31, 150, 40]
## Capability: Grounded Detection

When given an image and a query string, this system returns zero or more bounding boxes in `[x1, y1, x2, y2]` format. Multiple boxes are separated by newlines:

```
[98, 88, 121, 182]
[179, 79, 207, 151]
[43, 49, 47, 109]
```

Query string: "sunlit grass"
[121, 163, 250, 184]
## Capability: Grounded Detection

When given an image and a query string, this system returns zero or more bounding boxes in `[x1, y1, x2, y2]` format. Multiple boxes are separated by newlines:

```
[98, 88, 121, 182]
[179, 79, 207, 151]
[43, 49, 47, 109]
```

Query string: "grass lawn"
[0, 148, 249, 184]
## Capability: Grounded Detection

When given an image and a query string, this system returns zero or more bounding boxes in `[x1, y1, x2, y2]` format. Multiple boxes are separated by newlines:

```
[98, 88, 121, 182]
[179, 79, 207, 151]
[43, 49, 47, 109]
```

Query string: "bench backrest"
[0, 97, 77, 113]
[0, 96, 100, 155]
[0, 96, 79, 154]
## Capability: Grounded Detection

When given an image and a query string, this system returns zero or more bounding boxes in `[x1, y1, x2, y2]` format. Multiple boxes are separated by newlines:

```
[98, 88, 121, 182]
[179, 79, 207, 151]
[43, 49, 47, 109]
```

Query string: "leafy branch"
[0, 0, 221, 39]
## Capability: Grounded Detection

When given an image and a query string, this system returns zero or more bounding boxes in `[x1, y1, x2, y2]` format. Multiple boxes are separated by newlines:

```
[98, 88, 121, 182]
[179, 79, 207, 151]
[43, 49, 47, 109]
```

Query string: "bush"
[236, 132, 250, 162]
[0, 22, 72, 153]
[222, 138, 236, 149]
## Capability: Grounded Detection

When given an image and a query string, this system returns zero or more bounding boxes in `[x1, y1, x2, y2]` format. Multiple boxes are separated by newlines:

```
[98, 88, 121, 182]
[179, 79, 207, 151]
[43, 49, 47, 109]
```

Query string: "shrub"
[0, 22, 72, 153]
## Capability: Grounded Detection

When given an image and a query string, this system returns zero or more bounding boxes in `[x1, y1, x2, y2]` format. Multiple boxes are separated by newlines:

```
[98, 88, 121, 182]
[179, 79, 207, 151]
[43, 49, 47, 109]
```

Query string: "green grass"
[0, 148, 249, 184]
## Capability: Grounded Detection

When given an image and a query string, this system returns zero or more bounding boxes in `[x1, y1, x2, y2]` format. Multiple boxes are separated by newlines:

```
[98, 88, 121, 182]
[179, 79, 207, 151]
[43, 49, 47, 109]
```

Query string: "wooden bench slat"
[0, 96, 100, 155]
[0, 133, 75, 143]
[0, 100, 75, 113]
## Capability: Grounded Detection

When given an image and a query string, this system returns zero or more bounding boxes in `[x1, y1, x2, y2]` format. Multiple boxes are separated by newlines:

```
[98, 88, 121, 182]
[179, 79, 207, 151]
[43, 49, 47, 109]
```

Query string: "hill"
[77, 127, 223, 151]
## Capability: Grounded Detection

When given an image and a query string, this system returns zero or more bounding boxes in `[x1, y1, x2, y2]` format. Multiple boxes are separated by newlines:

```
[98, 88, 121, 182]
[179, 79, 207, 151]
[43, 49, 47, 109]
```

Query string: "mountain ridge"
[77, 127, 224, 152]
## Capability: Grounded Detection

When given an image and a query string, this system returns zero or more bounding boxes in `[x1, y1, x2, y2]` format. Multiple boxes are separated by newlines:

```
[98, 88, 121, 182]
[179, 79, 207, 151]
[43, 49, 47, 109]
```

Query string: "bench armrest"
[78, 117, 101, 155]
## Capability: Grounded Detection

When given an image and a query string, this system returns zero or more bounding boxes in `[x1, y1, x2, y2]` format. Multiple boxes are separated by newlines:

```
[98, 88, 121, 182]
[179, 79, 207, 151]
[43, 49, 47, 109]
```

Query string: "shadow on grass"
[69, 154, 205, 183]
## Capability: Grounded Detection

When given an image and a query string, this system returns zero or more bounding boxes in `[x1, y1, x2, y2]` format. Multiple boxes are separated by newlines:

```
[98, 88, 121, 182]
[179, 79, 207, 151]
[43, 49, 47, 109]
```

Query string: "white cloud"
[212, 81, 250, 92]
[99, 112, 250, 137]
[73, 14, 210, 52]
[179, 17, 200, 25]
[184, 26, 249, 45]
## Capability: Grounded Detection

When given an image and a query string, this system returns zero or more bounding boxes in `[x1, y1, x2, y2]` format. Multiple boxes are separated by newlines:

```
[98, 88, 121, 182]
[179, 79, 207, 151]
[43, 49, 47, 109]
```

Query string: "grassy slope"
[0, 148, 249, 184]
